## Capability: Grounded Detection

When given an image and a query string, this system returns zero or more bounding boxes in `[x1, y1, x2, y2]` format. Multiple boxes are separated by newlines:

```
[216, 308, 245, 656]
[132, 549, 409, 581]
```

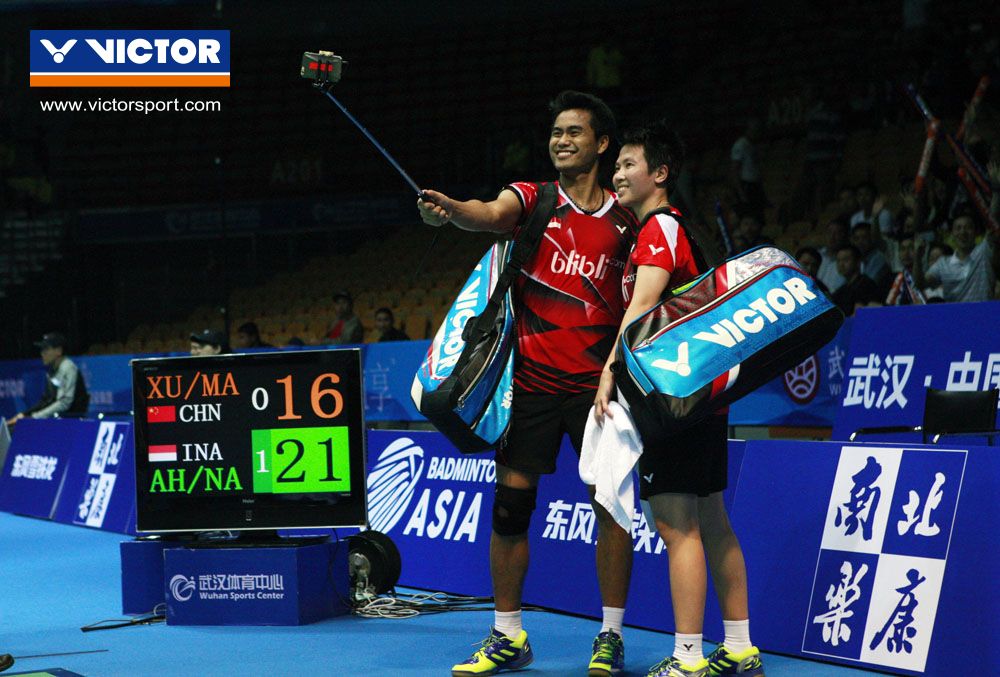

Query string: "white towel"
[579, 402, 643, 533]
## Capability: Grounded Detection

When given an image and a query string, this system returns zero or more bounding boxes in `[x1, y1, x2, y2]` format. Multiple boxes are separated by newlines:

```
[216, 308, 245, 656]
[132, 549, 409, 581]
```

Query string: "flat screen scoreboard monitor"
[131, 349, 366, 532]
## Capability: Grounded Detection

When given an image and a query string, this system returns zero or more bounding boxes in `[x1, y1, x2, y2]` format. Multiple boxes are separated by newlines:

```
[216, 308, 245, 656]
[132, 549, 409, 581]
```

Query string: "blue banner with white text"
[365, 429, 745, 634]
[729, 317, 852, 427]
[732, 439, 997, 675]
[0, 418, 136, 532]
[831, 303, 1000, 442]
[0, 343, 430, 423]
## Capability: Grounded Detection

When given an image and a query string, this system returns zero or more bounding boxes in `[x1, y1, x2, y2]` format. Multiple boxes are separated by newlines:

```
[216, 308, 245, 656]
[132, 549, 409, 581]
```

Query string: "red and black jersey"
[505, 181, 639, 393]
[622, 207, 703, 306]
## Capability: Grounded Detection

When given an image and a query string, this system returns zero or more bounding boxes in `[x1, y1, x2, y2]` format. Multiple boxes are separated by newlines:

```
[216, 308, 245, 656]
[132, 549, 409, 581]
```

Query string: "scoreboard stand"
[122, 536, 352, 625]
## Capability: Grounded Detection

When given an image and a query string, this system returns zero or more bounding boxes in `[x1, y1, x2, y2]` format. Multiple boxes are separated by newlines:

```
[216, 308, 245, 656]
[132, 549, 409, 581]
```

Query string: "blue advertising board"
[4, 333, 840, 427]
[364, 429, 745, 636]
[363, 340, 429, 422]
[0, 343, 430, 423]
[729, 317, 851, 427]
[731, 440, 997, 675]
[0, 419, 136, 533]
[52, 420, 137, 534]
[0, 418, 92, 519]
[832, 302, 1000, 442]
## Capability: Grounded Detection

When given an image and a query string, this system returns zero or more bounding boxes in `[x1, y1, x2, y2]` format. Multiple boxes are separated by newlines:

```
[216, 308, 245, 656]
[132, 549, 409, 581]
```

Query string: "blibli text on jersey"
[30, 30, 230, 87]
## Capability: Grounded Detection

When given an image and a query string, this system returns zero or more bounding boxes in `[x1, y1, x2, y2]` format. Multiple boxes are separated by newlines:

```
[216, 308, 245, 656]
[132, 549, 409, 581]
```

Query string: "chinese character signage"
[803, 446, 965, 672]
[833, 303, 1000, 441]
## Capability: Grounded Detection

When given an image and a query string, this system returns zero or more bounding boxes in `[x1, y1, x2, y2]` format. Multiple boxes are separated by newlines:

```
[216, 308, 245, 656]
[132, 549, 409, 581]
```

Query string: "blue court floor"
[0, 512, 885, 676]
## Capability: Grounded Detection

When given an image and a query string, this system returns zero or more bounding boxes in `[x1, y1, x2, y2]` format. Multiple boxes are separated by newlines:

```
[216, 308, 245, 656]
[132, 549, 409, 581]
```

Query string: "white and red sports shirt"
[505, 181, 639, 393]
[622, 207, 701, 306]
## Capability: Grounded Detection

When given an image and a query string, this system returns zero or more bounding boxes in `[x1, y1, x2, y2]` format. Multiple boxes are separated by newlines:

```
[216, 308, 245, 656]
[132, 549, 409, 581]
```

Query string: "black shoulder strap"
[643, 206, 724, 272]
[497, 182, 558, 290]
[463, 183, 558, 342]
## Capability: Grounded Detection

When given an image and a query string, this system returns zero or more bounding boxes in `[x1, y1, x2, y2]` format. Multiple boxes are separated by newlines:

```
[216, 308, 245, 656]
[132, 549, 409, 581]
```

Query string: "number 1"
[320, 437, 343, 482]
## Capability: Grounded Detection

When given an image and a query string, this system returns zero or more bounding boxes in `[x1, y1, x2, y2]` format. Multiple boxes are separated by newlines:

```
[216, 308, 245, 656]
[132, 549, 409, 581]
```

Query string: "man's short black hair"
[837, 244, 863, 259]
[549, 90, 617, 146]
[796, 246, 822, 261]
[851, 221, 873, 235]
[190, 328, 226, 348]
[622, 119, 684, 190]
[237, 321, 260, 338]
[929, 241, 953, 256]
[375, 307, 394, 320]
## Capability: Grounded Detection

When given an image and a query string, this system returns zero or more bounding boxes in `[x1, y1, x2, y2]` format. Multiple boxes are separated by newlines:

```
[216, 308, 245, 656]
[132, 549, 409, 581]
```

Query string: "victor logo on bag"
[692, 276, 818, 349]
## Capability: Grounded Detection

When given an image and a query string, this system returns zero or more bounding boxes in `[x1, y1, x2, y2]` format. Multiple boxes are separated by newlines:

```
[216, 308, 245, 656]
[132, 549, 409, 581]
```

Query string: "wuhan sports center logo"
[29, 30, 230, 87]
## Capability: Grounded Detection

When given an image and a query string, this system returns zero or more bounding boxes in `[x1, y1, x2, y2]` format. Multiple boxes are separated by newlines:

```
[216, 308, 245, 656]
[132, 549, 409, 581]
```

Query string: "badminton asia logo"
[367, 435, 490, 544]
[366, 437, 425, 534]
[29, 30, 230, 87]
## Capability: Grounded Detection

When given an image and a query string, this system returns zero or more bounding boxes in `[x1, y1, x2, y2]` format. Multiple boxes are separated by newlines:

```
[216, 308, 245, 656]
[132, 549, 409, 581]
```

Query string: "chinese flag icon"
[147, 405, 176, 423]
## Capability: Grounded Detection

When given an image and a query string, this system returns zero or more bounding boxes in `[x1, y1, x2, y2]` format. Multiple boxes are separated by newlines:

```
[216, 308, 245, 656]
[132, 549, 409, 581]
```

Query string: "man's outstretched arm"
[418, 188, 522, 234]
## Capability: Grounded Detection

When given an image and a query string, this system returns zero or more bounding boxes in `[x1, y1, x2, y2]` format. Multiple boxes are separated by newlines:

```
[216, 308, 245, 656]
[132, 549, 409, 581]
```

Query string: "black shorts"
[638, 413, 729, 499]
[496, 389, 593, 474]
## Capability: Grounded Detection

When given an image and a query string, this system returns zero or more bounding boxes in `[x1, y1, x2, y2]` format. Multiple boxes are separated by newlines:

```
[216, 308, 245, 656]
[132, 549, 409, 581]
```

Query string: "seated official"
[372, 308, 410, 342]
[5, 332, 89, 427]
[190, 329, 228, 356]
[231, 322, 272, 350]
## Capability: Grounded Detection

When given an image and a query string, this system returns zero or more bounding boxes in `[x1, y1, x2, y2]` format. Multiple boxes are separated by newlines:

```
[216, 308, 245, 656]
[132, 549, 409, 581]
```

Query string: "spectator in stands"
[730, 118, 767, 222]
[817, 219, 849, 293]
[832, 245, 882, 316]
[795, 246, 830, 295]
[884, 236, 925, 305]
[325, 291, 364, 345]
[888, 234, 917, 274]
[850, 221, 892, 293]
[920, 241, 951, 300]
[734, 214, 773, 252]
[372, 308, 409, 342]
[914, 213, 998, 303]
[835, 187, 857, 225]
[231, 321, 272, 350]
[851, 182, 893, 236]
[803, 90, 844, 214]
[189, 329, 227, 356]
[586, 35, 624, 104]
[5, 332, 89, 427]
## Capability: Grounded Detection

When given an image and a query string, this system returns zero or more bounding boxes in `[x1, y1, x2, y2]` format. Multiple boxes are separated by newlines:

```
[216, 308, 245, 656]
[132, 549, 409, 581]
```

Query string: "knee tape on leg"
[492, 484, 537, 536]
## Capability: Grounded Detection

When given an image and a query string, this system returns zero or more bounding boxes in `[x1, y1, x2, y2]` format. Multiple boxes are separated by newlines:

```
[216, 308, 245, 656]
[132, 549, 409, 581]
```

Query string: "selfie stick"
[301, 51, 426, 199]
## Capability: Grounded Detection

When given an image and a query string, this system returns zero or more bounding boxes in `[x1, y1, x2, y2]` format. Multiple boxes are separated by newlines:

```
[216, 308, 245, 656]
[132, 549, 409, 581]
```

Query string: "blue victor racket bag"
[615, 246, 844, 444]
[411, 242, 516, 453]
[411, 184, 556, 453]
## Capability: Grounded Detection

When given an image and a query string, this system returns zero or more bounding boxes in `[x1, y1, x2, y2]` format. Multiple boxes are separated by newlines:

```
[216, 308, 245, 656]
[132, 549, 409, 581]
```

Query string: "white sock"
[673, 632, 703, 666]
[494, 609, 522, 638]
[601, 606, 625, 635]
[723, 619, 752, 653]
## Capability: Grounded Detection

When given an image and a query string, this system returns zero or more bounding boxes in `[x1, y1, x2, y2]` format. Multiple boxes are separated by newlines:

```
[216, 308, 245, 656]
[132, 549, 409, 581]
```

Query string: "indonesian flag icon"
[147, 405, 176, 423]
[148, 444, 177, 462]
